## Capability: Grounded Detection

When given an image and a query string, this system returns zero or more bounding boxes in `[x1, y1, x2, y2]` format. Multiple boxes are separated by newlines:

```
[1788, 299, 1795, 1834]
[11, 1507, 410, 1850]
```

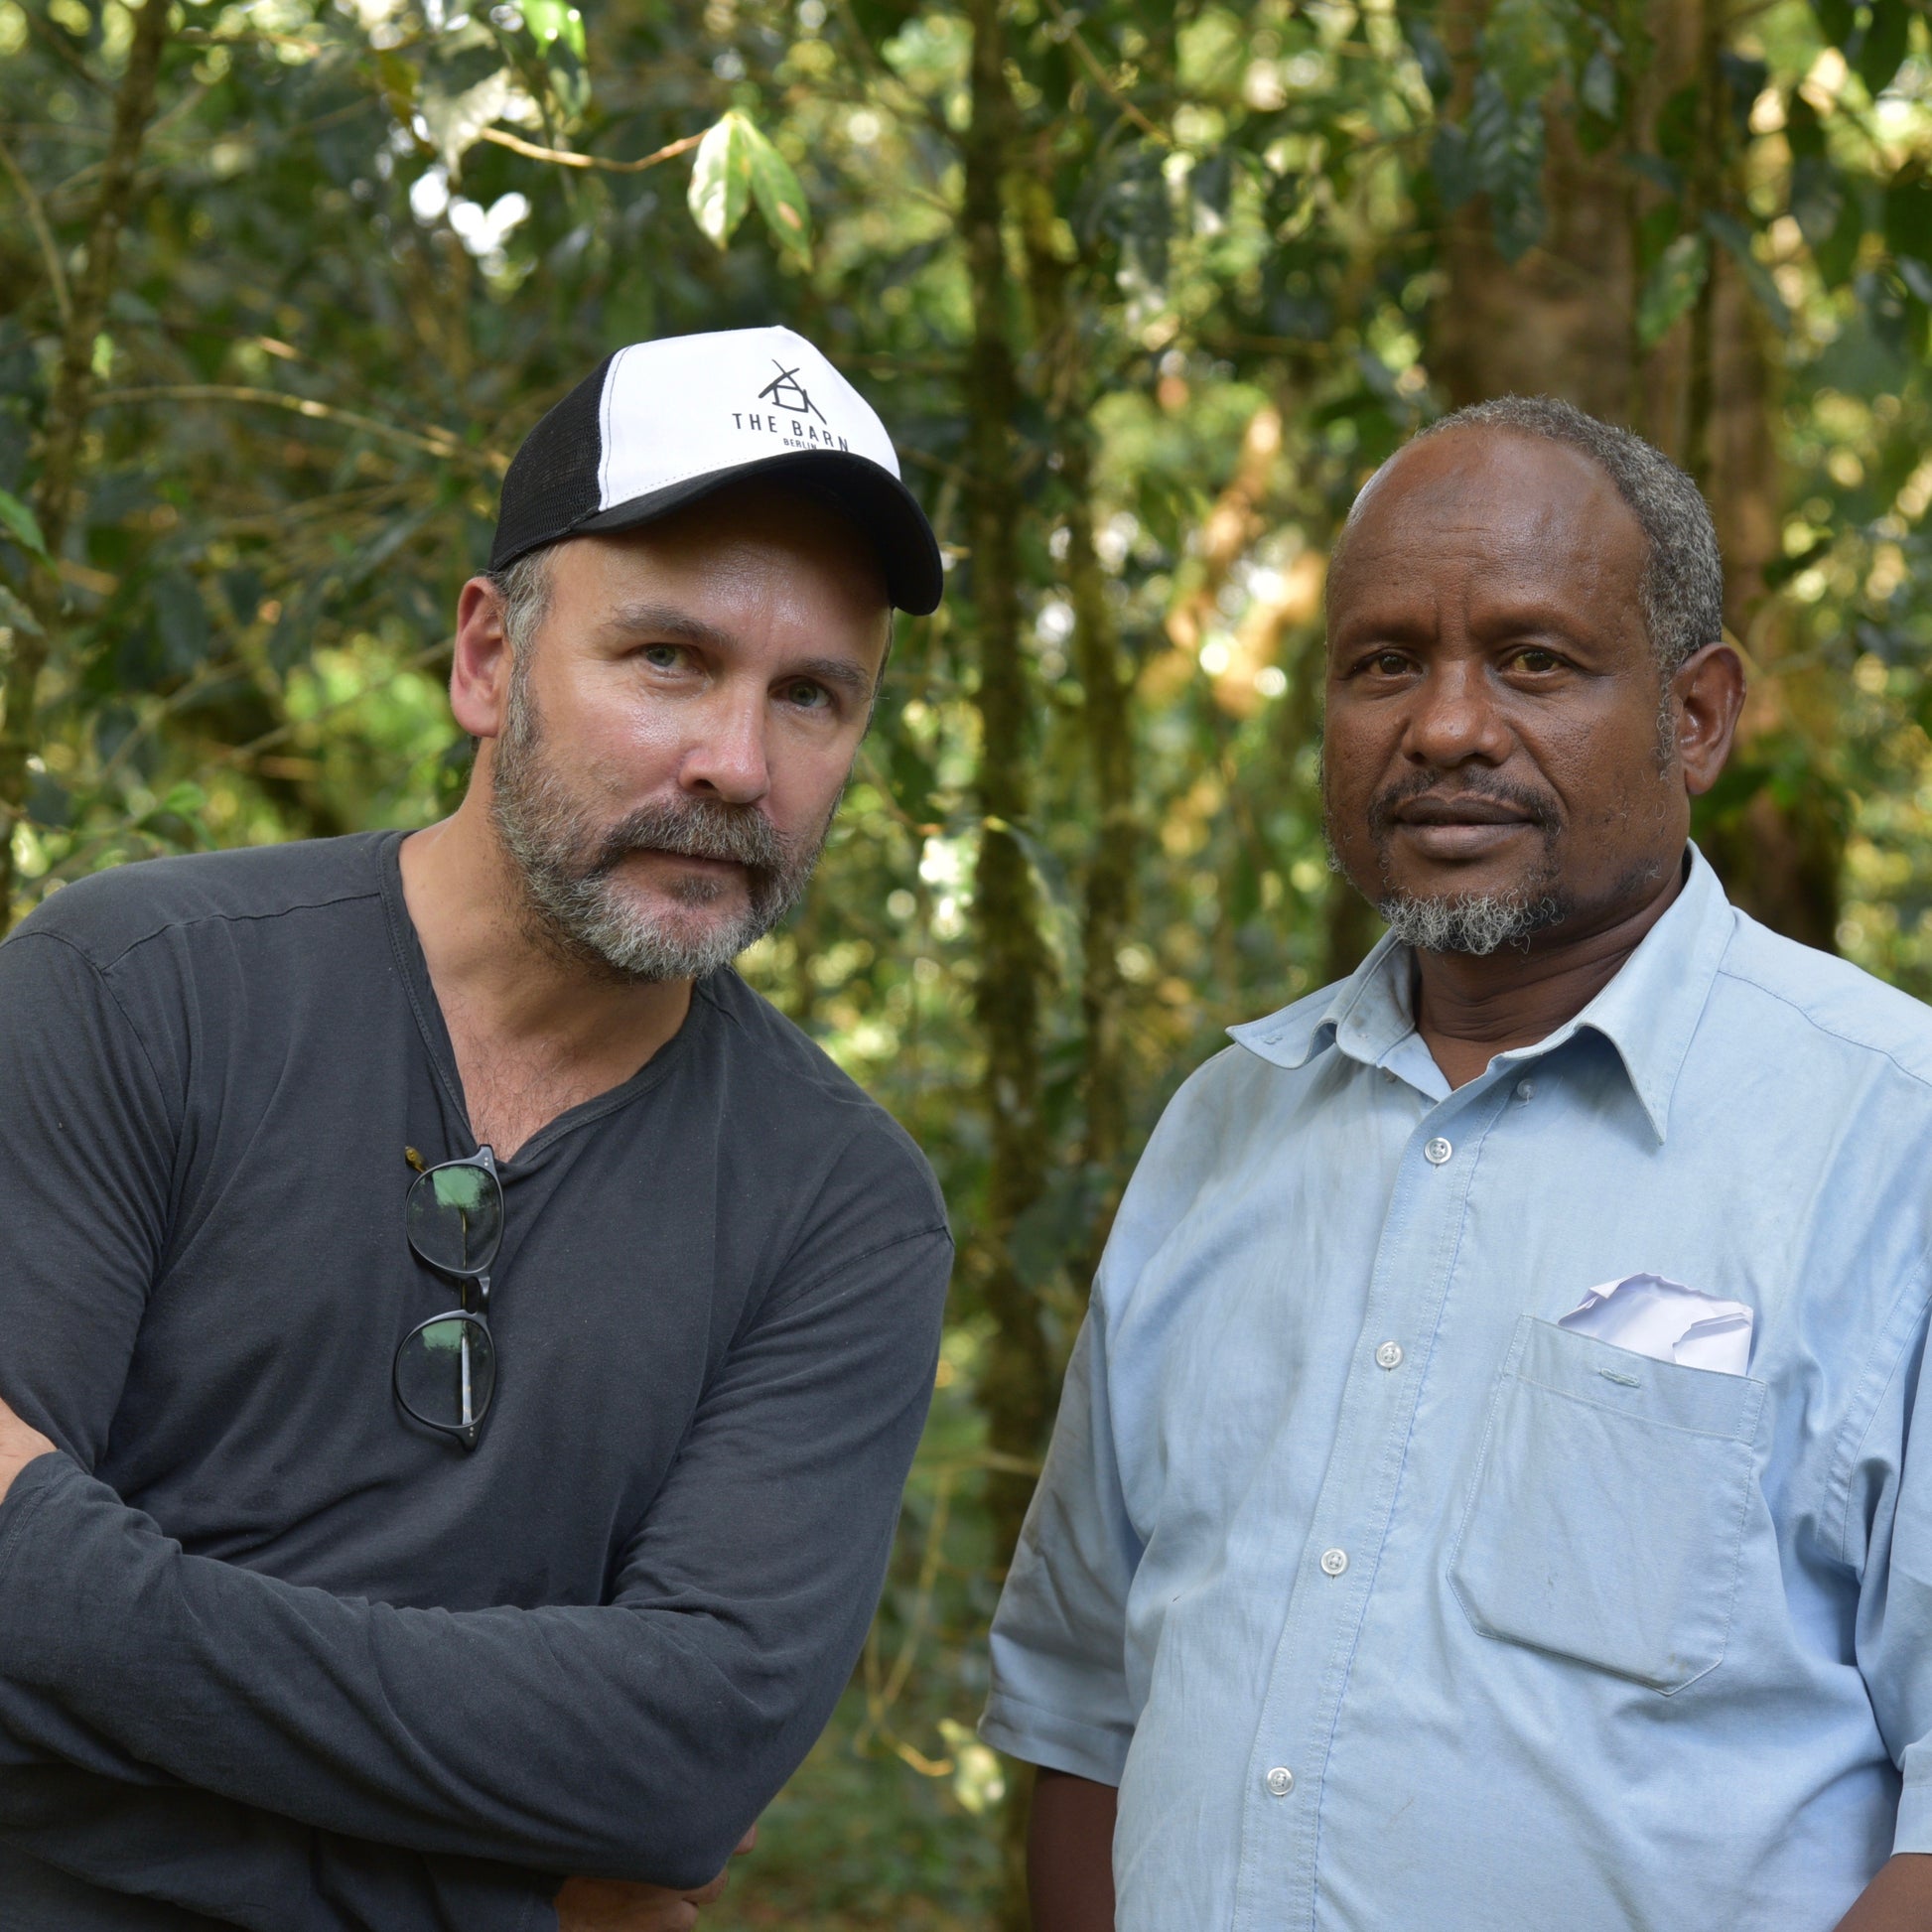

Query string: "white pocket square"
[1558, 1273, 1754, 1376]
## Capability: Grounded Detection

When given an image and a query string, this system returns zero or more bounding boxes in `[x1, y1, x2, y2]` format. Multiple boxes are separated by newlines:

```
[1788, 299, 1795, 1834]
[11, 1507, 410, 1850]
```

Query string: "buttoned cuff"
[979, 1688, 1130, 1787]
[1894, 1775, 1932, 1856]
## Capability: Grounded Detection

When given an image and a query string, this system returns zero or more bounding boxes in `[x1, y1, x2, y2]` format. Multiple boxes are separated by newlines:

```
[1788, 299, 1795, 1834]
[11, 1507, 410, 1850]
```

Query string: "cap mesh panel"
[488, 353, 613, 569]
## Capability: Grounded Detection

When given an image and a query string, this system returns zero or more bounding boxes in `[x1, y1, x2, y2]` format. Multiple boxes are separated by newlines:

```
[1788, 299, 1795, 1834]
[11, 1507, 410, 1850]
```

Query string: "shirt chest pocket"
[1447, 1313, 1766, 1695]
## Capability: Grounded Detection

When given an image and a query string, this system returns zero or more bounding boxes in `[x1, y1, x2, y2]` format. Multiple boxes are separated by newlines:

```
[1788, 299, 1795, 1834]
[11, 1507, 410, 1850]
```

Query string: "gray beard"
[1324, 765, 1570, 959]
[489, 675, 829, 983]
[1375, 889, 1566, 957]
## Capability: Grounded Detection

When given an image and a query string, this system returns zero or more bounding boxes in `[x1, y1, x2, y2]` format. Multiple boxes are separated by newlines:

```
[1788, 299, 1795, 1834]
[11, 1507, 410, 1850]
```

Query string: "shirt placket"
[1227, 1066, 1513, 1932]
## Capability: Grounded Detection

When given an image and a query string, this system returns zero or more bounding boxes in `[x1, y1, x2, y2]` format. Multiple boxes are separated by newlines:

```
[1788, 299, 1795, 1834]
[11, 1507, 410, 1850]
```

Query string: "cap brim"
[565, 450, 943, 616]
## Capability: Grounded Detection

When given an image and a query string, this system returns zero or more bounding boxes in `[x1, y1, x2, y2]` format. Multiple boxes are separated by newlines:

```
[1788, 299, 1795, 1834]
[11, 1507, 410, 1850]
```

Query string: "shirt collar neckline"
[1226, 845, 1735, 1142]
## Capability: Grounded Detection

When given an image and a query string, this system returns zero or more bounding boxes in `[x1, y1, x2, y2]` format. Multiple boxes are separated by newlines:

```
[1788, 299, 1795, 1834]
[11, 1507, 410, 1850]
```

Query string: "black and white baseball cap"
[489, 325, 943, 615]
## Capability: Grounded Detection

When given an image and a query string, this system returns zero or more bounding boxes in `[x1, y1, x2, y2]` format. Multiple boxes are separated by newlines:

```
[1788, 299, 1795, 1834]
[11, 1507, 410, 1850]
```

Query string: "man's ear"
[451, 578, 514, 742]
[1671, 639, 1746, 796]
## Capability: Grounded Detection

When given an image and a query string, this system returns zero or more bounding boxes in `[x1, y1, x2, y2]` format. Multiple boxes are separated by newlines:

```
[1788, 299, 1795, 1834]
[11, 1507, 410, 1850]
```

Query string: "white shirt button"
[1265, 1765, 1296, 1796]
[1424, 1136, 1452, 1165]
[1319, 1547, 1349, 1577]
[1514, 1078, 1536, 1101]
[1375, 1340, 1404, 1370]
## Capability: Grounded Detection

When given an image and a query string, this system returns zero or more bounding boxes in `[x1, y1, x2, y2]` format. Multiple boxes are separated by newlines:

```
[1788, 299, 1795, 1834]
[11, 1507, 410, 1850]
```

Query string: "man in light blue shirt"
[983, 396, 1932, 1931]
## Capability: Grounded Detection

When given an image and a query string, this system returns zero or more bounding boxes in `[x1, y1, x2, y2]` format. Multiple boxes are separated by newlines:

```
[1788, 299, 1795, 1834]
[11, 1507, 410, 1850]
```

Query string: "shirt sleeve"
[0, 928, 554, 1930]
[0, 1769, 557, 1932]
[1847, 1287, 1932, 1854]
[974, 1050, 1238, 1788]
[979, 1303, 1142, 1786]
[0, 1219, 952, 1890]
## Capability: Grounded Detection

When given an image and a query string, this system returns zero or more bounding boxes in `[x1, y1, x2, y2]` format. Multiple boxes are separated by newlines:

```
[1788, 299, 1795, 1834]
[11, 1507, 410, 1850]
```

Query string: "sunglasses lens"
[395, 1315, 495, 1432]
[406, 1164, 503, 1274]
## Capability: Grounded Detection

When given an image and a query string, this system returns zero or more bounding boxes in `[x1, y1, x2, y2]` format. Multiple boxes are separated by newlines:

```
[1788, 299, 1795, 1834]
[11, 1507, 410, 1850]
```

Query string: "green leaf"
[1898, 255, 1932, 309]
[1703, 210, 1790, 335]
[372, 50, 420, 125]
[420, 68, 520, 179]
[1810, 0, 1856, 51]
[687, 111, 757, 250]
[0, 488, 49, 563]
[1884, 174, 1932, 267]
[1465, 72, 1545, 262]
[1784, 93, 1825, 162]
[521, 0, 585, 60]
[1857, 1, 1908, 97]
[1580, 48, 1618, 121]
[745, 121, 812, 262]
[1635, 230, 1709, 347]
[1402, 18, 1452, 104]
[1480, 0, 1569, 108]
[0, 582, 42, 636]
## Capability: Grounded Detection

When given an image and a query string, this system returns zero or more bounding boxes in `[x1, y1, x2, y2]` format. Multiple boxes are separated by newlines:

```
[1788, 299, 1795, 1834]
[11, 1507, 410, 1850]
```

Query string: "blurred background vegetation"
[3, 0, 1931, 1922]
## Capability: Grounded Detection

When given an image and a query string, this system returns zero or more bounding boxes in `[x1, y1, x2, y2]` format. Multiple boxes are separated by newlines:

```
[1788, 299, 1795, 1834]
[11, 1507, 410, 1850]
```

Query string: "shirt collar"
[1226, 846, 1737, 1143]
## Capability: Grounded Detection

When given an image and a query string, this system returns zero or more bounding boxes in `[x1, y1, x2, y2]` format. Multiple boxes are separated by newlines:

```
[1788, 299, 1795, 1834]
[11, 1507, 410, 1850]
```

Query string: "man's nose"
[678, 689, 771, 804]
[1402, 657, 1512, 767]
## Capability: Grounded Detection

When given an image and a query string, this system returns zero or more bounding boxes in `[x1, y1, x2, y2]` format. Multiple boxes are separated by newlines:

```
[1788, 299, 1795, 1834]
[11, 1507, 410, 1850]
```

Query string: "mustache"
[584, 797, 792, 879]
[1365, 770, 1562, 841]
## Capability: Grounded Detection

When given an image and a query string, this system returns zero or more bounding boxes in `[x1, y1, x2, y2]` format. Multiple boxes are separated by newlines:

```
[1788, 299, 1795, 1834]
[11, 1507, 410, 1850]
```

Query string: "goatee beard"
[489, 676, 830, 983]
[1325, 767, 1569, 958]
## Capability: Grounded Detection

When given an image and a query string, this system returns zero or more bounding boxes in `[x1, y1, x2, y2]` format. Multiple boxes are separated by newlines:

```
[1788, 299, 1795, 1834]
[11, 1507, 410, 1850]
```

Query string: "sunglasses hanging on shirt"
[394, 1146, 503, 1450]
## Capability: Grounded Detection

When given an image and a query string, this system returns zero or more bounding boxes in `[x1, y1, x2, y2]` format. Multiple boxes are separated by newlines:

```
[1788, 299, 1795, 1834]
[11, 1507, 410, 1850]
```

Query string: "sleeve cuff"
[0, 1451, 72, 1589]
[1896, 1776, 1932, 1855]
[0, 1453, 163, 1700]
[978, 1690, 1130, 1787]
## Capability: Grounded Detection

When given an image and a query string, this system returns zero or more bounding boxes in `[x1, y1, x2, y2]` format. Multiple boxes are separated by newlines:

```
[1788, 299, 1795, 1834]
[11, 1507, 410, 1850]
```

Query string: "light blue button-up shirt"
[982, 849, 1932, 1931]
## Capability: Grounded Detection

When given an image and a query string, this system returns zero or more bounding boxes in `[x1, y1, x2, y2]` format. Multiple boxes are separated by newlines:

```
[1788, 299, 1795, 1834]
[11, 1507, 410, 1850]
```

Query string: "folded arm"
[0, 1762, 558, 1932]
[0, 1222, 948, 1888]
[0, 933, 569, 1930]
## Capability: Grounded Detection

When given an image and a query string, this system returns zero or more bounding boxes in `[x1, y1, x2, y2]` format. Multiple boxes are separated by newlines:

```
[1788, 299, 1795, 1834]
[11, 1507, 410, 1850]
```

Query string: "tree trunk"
[0, 0, 173, 931]
[962, 8, 1053, 1925]
[1431, 0, 1634, 423]
[1431, 0, 1838, 950]
[1018, 179, 1138, 1262]
[1065, 440, 1135, 1194]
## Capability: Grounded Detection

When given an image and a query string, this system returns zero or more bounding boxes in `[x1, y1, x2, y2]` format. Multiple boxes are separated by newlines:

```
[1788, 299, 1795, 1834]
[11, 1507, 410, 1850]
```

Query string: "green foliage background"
[3, 0, 1931, 1922]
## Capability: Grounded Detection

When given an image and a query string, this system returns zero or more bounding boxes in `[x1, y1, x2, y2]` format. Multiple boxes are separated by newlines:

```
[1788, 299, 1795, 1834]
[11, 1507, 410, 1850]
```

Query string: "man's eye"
[784, 681, 831, 711]
[1363, 650, 1410, 676]
[641, 643, 686, 671]
[1512, 648, 1563, 673]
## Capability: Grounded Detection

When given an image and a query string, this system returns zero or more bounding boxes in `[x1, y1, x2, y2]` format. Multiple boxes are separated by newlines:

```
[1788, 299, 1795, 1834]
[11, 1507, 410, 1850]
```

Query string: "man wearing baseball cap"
[0, 328, 951, 1931]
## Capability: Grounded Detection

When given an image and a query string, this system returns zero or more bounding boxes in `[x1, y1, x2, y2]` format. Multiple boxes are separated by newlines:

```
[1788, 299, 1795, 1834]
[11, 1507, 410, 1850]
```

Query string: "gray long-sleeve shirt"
[0, 832, 952, 1930]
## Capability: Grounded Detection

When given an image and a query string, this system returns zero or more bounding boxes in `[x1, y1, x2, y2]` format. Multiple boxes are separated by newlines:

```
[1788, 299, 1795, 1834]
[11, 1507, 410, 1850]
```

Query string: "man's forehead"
[560, 484, 890, 605]
[1346, 427, 1630, 548]
[1329, 429, 1648, 614]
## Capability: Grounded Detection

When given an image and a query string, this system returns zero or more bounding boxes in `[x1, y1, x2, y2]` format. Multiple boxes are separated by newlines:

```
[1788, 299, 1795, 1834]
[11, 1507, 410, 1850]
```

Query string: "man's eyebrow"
[789, 655, 877, 698]
[605, 603, 738, 650]
[605, 604, 878, 698]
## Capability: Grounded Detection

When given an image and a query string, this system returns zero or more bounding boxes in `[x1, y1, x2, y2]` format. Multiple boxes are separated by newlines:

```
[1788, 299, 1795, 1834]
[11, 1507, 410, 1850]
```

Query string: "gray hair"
[484, 545, 555, 658]
[1361, 395, 1725, 675]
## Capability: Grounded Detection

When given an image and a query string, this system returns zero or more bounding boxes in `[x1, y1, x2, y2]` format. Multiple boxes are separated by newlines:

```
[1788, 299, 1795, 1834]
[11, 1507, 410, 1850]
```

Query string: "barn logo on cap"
[734, 358, 847, 449]
[756, 361, 827, 422]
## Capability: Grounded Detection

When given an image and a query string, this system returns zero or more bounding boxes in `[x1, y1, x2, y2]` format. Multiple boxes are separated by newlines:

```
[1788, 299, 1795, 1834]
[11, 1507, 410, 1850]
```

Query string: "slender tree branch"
[90, 385, 508, 475]
[1037, 0, 1171, 146]
[0, 135, 73, 328]
[23, 7, 109, 93]
[476, 126, 703, 173]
